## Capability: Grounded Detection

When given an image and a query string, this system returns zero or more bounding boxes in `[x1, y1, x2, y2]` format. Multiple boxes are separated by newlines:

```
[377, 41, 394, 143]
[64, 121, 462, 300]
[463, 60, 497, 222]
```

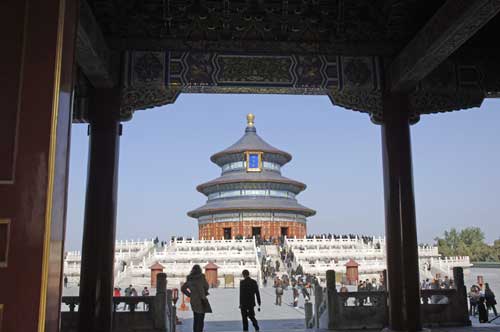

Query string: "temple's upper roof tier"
[210, 114, 292, 167]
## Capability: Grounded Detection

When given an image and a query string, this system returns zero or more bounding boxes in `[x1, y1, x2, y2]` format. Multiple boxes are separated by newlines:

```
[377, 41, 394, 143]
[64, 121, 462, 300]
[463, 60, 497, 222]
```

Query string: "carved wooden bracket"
[73, 52, 485, 123]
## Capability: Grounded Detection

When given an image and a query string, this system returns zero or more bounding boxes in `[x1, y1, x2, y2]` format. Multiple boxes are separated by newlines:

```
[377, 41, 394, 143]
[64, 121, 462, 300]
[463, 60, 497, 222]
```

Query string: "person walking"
[485, 283, 498, 317]
[292, 285, 299, 307]
[275, 278, 283, 306]
[63, 275, 68, 288]
[181, 264, 212, 332]
[142, 286, 150, 310]
[239, 269, 261, 332]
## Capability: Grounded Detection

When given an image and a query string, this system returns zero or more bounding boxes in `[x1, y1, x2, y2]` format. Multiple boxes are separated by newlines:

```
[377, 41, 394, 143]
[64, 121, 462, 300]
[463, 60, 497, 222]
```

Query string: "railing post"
[314, 283, 323, 328]
[453, 267, 471, 326]
[167, 289, 175, 332]
[305, 302, 313, 328]
[154, 273, 168, 330]
[326, 270, 336, 330]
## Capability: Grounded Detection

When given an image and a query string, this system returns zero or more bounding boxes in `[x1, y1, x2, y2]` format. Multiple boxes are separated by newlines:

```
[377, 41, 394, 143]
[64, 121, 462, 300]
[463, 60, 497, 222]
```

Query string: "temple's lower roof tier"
[187, 197, 316, 218]
[197, 170, 306, 194]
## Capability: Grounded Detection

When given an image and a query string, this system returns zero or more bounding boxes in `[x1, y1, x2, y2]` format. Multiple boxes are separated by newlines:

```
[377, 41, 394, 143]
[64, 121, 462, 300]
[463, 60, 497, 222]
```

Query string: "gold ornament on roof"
[247, 113, 255, 127]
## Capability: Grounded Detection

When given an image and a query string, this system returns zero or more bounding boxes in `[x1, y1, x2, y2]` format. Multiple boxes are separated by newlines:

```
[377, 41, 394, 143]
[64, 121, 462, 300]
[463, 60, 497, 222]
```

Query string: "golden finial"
[247, 113, 255, 127]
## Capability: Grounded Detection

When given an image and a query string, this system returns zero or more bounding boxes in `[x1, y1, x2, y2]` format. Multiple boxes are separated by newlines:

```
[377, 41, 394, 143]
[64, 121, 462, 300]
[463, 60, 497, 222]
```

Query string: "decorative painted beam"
[76, 0, 115, 88]
[389, 0, 500, 92]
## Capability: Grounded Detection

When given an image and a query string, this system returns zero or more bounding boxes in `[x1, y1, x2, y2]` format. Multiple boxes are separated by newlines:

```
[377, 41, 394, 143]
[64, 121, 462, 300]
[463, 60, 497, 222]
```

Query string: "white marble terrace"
[115, 237, 261, 287]
[63, 236, 472, 288]
[283, 236, 471, 279]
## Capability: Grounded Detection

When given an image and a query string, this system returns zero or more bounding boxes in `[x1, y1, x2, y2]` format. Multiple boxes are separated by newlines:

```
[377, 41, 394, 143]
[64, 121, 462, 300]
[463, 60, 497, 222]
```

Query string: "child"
[478, 297, 489, 323]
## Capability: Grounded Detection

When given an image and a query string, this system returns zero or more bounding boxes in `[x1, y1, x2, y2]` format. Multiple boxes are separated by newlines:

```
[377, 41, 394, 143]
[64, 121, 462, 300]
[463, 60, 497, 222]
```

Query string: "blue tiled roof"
[210, 125, 292, 165]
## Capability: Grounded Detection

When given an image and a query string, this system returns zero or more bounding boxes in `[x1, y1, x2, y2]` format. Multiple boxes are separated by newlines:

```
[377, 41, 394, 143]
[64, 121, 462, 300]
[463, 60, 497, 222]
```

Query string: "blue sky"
[64, 95, 500, 250]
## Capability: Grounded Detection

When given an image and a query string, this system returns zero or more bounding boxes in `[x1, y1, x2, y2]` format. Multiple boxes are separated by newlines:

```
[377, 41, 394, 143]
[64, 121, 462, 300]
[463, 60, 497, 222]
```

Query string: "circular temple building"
[188, 114, 315, 240]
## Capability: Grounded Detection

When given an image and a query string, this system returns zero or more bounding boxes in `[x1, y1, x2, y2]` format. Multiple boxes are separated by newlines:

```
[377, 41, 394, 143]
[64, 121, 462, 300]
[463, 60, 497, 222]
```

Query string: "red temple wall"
[199, 221, 306, 239]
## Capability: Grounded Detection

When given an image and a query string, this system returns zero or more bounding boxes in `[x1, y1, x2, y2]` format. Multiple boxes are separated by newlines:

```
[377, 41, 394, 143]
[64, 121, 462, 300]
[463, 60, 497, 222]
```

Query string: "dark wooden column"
[381, 94, 422, 332]
[78, 88, 121, 332]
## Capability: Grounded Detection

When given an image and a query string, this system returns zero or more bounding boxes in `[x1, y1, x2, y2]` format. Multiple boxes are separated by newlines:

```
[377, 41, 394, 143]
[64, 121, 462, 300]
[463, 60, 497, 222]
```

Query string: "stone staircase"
[263, 245, 285, 274]
[114, 245, 157, 287]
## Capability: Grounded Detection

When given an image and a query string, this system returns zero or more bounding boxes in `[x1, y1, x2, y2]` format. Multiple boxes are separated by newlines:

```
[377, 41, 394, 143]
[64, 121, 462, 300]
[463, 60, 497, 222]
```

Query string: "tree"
[435, 227, 499, 262]
[493, 239, 500, 261]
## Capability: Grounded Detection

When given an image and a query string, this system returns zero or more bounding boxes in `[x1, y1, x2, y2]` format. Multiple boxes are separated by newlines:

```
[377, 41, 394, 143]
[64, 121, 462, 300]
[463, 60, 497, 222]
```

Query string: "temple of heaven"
[188, 114, 315, 240]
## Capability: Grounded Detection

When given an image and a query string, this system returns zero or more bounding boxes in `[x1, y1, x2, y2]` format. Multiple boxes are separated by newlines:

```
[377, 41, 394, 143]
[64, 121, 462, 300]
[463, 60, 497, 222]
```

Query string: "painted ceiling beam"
[76, 0, 115, 88]
[389, 0, 500, 92]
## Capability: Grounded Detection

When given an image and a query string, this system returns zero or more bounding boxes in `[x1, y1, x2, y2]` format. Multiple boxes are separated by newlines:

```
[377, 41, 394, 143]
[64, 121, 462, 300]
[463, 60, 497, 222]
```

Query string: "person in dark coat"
[478, 297, 489, 323]
[485, 283, 498, 316]
[181, 265, 211, 332]
[239, 269, 261, 332]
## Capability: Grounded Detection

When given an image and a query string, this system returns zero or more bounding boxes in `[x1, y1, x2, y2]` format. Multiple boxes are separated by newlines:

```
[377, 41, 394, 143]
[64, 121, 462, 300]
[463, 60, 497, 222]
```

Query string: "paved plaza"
[175, 284, 500, 332]
[60, 267, 500, 332]
[176, 285, 308, 332]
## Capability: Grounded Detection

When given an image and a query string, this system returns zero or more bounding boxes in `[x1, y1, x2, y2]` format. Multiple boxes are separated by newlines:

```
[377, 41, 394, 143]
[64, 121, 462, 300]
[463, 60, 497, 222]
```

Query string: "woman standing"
[485, 283, 498, 317]
[181, 265, 212, 332]
[469, 285, 480, 316]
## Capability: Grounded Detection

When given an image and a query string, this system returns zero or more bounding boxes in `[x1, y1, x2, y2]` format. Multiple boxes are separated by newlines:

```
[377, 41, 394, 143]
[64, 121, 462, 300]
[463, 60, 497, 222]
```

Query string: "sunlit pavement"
[175, 286, 500, 332]
[61, 286, 500, 332]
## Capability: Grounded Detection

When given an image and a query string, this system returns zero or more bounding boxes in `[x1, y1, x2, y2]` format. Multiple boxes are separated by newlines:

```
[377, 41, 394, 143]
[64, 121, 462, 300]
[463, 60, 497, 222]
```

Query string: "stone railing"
[115, 239, 155, 251]
[126, 261, 259, 276]
[311, 267, 470, 330]
[61, 273, 176, 332]
[285, 237, 438, 256]
[420, 267, 471, 327]
[294, 248, 385, 258]
[297, 258, 387, 275]
[152, 250, 256, 260]
[319, 284, 388, 330]
[285, 235, 385, 246]
[171, 237, 256, 248]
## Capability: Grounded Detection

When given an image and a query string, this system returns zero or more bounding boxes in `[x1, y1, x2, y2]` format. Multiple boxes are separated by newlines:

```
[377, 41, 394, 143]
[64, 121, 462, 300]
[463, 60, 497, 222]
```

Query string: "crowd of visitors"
[357, 278, 385, 292]
[280, 246, 295, 271]
[111, 284, 151, 310]
[420, 275, 454, 290]
[468, 282, 497, 323]
[271, 273, 317, 308]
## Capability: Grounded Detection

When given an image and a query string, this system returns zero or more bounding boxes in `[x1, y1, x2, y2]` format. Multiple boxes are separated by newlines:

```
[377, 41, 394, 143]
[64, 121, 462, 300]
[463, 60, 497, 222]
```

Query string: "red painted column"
[0, 0, 77, 331]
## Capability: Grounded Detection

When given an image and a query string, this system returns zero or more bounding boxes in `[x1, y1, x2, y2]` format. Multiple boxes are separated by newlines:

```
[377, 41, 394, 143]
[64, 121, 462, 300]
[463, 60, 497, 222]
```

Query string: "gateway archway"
[3, 1, 500, 331]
